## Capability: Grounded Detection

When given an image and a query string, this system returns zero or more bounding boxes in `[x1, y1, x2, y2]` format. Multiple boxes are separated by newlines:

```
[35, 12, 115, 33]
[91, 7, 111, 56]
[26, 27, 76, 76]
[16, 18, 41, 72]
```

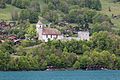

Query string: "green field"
[0, 5, 21, 20]
[100, 0, 120, 28]
[0, 0, 120, 28]
[0, 0, 45, 20]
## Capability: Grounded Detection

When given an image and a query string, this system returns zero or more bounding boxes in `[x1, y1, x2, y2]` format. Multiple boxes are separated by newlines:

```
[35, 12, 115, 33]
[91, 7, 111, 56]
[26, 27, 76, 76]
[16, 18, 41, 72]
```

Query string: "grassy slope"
[0, 0, 45, 20]
[0, 0, 120, 28]
[100, 0, 120, 28]
[0, 5, 21, 20]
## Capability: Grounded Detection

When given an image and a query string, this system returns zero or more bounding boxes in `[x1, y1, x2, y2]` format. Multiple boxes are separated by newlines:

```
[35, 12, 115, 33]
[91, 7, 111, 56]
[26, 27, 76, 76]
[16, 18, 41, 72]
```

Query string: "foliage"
[0, 50, 10, 71]
[0, 41, 14, 54]
[91, 31, 120, 54]
[0, 0, 120, 71]
[0, 0, 6, 8]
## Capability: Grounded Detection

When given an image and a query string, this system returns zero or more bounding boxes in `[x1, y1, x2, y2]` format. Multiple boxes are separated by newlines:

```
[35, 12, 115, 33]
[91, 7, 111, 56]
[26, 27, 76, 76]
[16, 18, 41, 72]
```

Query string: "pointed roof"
[37, 20, 43, 25]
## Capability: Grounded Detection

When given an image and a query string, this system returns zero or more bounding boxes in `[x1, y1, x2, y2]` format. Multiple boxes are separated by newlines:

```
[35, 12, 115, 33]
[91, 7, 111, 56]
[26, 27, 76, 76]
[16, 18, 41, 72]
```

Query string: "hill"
[0, 0, 120, 71]
[0, 4, 21, 20]
[0, 0, 120, 27]
[0, 0, 45, 20]
[100, 0, 120, 28]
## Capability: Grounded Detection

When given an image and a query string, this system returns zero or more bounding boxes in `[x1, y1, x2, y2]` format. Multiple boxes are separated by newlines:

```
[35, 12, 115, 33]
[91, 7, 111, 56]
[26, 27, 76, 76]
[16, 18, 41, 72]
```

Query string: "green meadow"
[0, 4, 21, 20]
[0, 0, 120, 27]
[100, 0, 120, 28]
[0, 0, 45, 20]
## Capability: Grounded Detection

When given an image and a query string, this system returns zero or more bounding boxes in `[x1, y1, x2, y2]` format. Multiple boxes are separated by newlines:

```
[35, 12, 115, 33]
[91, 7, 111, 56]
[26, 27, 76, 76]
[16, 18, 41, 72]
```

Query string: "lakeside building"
[78, 31, 90, 41]
[36, 20, 90, 42]
[36, 21, 63, 42]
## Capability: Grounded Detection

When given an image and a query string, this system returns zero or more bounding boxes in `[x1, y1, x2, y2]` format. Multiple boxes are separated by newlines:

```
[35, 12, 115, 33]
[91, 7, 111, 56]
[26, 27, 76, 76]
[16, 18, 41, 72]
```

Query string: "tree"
[91, 0, 102, 10]
[73, 61, 80, 69]
[100, 51, 116, 69]
[0, 50, 10, 71]
[28, 1, 40, 12]
[59, 1, 69, 13]
[91, 31, 120, 54]
[67, 8, 83, 23]
[47, 54, 61, 67]
[11, 10, 19, 21]
[12, 0, 30, 9]
[8, 58, 19, 70]
[0, 0, 6, 8]
[5, 0, 12, 4]
[79, 55, 92, 69]
[20, 40, 36, 47]
[91, 31, 112, 51]
[18, 56, 31, 70]
[0, 41, 14, 54]
[40, 60, 47, 70]
[68, 0, 102, 10]
[91, 21, 113, 33]
[29, 12, 39, 23]
[65, 40, 83, 54]
[19, 9, 30, 21]
[115, 57, 120, 69]
[93, 13, 110, 23]
[43, 10, 59, 23]
[25, 25, 36, 39]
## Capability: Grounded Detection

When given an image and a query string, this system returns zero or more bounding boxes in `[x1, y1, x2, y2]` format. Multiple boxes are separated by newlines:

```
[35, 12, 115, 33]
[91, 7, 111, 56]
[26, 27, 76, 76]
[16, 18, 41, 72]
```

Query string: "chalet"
[36, 21, 63, 42]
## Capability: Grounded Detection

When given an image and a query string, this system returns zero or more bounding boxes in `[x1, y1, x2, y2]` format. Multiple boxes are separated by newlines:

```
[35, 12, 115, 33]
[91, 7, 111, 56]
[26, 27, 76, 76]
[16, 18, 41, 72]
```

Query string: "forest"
[0, 0, 120, 71]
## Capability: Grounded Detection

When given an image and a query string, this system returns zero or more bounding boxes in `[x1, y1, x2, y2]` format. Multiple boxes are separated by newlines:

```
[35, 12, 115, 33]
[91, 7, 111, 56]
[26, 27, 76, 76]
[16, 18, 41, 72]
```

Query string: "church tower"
[36, 20, 43, 40]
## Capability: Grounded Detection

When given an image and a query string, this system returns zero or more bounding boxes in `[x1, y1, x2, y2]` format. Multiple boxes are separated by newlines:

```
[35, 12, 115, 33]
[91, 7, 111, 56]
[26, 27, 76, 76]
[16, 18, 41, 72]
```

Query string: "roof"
[78, 31, 89, 34]
[42, 28, 61, 35]
[37, 20, 43, 25]
[0, 22, 11, 29]
[8, 35, 17, 40]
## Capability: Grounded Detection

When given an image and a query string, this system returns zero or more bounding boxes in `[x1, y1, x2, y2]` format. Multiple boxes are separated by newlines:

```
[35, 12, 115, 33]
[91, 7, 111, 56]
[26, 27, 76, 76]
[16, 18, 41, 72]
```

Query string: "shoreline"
[0, 68, 110, 72]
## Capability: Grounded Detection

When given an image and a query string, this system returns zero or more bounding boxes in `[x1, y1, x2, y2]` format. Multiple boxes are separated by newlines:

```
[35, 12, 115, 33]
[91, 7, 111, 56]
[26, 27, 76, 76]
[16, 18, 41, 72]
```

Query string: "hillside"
[0, 0, 45, 20]
[0, 0, 120, 71]
[0, 4, 21, 20]
[100, 0, 120, 28]
[0, 0, 120, 27]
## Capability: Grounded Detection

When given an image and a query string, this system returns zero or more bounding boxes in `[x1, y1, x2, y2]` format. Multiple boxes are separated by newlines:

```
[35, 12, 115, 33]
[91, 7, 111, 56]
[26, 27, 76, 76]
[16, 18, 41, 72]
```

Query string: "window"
[56, 35, 58, 38]
[54, 35, 57, 39]
[46, 35, 48, 38]
[51, 35, 52, 38]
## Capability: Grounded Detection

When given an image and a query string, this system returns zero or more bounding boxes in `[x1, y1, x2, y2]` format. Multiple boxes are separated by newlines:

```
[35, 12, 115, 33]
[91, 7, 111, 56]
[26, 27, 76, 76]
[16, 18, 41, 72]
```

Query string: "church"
[36, 21, 63, 42]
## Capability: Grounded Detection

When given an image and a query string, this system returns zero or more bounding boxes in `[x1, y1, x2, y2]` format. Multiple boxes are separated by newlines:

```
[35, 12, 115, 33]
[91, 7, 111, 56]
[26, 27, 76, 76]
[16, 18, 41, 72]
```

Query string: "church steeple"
[37, 20, 43, 29]
[36, 20, 43, 40]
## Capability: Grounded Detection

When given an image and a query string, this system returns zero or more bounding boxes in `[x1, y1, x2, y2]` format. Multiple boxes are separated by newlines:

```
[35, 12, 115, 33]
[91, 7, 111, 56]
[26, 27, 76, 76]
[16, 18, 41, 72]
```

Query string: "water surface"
[0, 70, 120, 80]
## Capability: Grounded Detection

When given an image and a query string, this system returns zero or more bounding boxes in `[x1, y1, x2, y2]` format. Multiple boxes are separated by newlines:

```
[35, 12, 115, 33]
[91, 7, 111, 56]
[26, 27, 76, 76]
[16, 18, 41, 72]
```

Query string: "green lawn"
[0, 0, 120, 28]
[100, 0, 120, 28]
[0, 0, 45, 20]
[0, 4, 21, 20]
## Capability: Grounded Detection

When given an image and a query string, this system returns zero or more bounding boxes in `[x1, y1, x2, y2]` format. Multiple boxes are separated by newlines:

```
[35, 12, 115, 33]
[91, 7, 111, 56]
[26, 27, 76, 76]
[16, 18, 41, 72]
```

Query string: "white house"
[61, 31, 90, 41]
[36, 21, 63, 42]
[78, 31, 90, 41]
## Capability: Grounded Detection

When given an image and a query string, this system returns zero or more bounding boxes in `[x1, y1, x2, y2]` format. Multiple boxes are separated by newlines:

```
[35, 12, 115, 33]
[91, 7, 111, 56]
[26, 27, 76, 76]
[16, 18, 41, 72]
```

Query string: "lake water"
[0, 70, 120, 80]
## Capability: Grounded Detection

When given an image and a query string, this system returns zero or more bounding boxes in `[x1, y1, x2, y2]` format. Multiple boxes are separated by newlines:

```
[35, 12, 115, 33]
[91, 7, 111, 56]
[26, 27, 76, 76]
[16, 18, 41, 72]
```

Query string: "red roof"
[42, 28, 61, 35]
[0, 22, 11, 29]
[8, 35, 17, 40]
